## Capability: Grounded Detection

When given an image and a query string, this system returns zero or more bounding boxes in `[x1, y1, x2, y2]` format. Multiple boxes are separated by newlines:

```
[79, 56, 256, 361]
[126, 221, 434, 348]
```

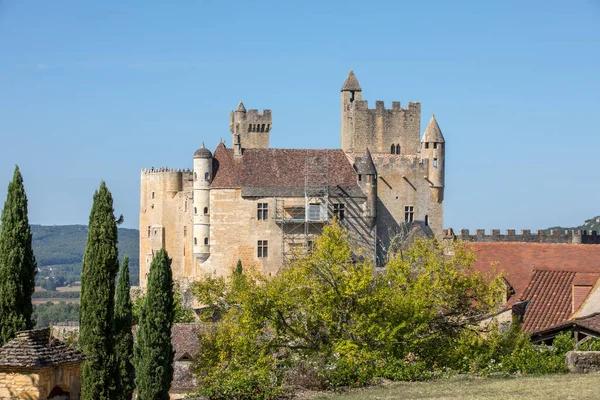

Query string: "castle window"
[151, 191, 155, 199]
[147, 226, 151, 238]
[350, 91, 355, 102]
[236, 123, 239, 134]
[194, 172, 197, 181]
[390, 144, 395, 154]
[266, 124, 270, 132]
[194, 207, 197, 215]
[433, 158, 438, 168]
[184, 201, 187, 212]
[203, 207, 208, 215]
[358, 175, 362, 182]
[257, 240, 268, 258]
[257, 203, 268, 220]
[183, 246, 185, 256]
[333, 203, 345, 220]
[434, 143, 438, 149]
[248, 124, 252, 132]
[252, 124, 256, 132]
[261, 124, 265, 132]
[204, 237, 209, 245]
[425, 215, 429, 226]
[205, 172, 210, 180]
[183, 226, 187, 237]
[405, 206, 414, 223]
[396, 144, 401, 154]
[194, 237, 197, 245]
[425, 143, 429, 149]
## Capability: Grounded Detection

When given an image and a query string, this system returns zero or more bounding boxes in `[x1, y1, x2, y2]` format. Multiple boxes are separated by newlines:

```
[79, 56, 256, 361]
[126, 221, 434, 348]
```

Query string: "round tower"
[341, 70, 363, 152]
[421, 114, 445, 200]
[193, 144, 212, 262]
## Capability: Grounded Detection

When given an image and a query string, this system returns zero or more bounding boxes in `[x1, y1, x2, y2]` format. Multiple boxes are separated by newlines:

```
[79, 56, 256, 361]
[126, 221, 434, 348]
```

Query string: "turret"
[421, 115, 445, 200]
[229, 101, 271, 153]
[355, 148, 377, 229]
[193, 144, 212, 262]
[341, 70, 363, 151]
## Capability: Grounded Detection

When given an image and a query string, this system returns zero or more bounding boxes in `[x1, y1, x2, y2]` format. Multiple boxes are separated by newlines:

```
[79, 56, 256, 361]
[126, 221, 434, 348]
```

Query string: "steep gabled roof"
[0, 328, 84, 368]
[422, 114, 445, 143]
[210, 146, 364, 198]
[341, 70, 362, 92]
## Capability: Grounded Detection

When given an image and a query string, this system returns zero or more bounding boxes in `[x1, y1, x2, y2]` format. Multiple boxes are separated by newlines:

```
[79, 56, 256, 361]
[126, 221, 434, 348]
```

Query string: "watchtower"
[230, 102, 272, 155]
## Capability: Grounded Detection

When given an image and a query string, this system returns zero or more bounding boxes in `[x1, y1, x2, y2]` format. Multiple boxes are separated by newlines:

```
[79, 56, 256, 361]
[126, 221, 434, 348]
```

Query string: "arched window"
[390, 144, 395, 154]
[266, 124, 270, 132]
[396, 144, 401, 154]
[203, 207, 208, 215]
[205, 172, 210, 180]
[261, 124, 265, 132]
[204, 237, 209, 245]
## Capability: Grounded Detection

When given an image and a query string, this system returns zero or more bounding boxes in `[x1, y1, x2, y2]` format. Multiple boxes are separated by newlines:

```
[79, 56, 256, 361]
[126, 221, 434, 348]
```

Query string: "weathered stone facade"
[139, 71, 446, 285]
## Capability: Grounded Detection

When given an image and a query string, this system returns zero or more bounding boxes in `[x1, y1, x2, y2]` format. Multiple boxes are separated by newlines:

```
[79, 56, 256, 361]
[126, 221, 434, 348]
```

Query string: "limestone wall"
[140, 169, 194, 288]
[0, 363, 81, 400]
[566, 351, 600, 373]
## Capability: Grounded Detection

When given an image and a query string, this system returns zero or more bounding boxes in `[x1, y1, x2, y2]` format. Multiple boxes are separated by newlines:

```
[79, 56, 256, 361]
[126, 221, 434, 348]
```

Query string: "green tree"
[191, 221, 505, 398]
[113, 255, 135, 400]
[235, 259, 243, 275]
[134, 248, 175, 400]
[0, 166, 37, 345]
[79, 182, 120, 400]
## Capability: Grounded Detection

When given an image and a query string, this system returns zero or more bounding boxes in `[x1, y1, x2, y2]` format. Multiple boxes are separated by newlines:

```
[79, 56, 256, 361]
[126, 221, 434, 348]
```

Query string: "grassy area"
[311, 373, 600, 400]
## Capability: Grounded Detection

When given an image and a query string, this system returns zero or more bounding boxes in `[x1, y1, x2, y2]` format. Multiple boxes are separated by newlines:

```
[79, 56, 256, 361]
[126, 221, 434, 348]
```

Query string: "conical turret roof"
[235, 101, 246, 112]
[341, 70, 362, 92]
[422, 114, 445, 143]
[356, 148, 377, 175]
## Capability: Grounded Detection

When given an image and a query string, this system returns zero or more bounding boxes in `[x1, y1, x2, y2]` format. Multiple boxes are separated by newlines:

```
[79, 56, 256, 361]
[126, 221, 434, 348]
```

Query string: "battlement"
[141, 167, 192, 174]
[445, 228, 600, 245]
[246, 109, 272, 117]
[372, 154, 426, 169]
[350, 100, 420, 113]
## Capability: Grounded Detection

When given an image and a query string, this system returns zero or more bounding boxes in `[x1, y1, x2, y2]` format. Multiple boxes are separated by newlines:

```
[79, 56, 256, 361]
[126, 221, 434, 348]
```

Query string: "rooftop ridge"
[445, 228, 600, 244]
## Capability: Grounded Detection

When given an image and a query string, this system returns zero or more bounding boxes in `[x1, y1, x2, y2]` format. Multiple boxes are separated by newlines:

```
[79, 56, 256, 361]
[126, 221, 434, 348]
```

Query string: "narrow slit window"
[203, 207, 208, 215]
[425, 215, 429, 226]
[391, 144, 395, 154]
[151, 192, 155, 199]
[396, 144, 401, 154]
[434, 143, 438, 149]
[147, 226, 151, 238]
[183, 226, 187, 237]
[433, 158, 438, 168]
[425, 142, 429, 149]
[194, 237, 197, 245]
[204, 237, 209, 245]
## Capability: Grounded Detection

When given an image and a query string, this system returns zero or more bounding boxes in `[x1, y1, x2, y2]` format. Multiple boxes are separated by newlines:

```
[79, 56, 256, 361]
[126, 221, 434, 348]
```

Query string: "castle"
[139, 71, 446, 288]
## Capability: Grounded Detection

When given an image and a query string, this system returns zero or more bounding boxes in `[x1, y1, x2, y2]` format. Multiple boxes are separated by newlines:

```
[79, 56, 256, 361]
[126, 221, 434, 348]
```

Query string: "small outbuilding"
[0, 328, 85, 399]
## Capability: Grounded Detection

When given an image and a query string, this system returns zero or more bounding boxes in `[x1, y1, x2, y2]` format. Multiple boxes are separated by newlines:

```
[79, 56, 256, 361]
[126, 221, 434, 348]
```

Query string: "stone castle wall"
[342, 100, 421, 154]
[451, 228, 600, 244]
[139, 169, 194, 287]
[0, 364, 81, 400]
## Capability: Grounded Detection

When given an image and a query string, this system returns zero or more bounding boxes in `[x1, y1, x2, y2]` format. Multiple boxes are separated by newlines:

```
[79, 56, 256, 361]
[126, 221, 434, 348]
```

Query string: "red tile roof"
[210, 143, 363, 197]
[470, 243, 600, 333]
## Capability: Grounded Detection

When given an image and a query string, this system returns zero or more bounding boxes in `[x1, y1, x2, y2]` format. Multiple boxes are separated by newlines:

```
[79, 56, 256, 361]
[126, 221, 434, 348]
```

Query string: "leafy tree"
[134, 248, 175, 400]
[132, 283, 194, 325]
[113, 255, 135, 400]
[0, 166, 37, 345]
[33, 301, 80, 328]
[191, 221, 505, 398]
[79, 182, 120, 400]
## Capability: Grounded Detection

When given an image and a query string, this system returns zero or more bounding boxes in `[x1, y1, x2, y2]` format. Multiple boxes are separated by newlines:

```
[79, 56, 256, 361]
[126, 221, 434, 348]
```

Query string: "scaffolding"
[276, 152, 329, 265]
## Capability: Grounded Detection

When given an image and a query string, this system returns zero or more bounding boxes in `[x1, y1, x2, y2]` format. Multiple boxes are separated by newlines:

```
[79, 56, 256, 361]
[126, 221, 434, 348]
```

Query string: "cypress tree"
[0, 166, 37, 345]
[134, 248, 175, 400]
[235, 259, 243, 275]
[79, 182, 119, 400]
[114, 255, 135, 400]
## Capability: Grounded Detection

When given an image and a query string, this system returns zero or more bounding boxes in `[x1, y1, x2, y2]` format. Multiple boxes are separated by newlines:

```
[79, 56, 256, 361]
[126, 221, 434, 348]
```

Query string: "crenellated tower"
[230, 101, 272, 155]
[193, 144, 212, 262]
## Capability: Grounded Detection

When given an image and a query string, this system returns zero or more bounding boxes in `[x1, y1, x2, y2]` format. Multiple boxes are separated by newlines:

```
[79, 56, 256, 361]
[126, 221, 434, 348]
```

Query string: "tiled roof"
[520, 270, 576, 333]
[171, 323, 203, 392]
[533, 312, 600, 338]
[0, 328, 84, 368]
[210, 144, 364, 198]
[471, 243, 600, 302]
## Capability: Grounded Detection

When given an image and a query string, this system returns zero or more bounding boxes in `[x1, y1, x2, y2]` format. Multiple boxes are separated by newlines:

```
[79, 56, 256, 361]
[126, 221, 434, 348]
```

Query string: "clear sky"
[0, 1, 598, 231]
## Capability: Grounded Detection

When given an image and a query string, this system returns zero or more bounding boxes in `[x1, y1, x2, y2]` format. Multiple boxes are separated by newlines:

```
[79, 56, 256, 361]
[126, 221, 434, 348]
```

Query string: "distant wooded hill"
[547, 216, 600, 232]
[31, 225, 139, 286]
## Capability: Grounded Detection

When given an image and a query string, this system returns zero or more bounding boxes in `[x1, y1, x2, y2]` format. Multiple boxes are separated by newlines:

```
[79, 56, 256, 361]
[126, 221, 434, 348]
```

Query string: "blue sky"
[0, 0, 598, 231]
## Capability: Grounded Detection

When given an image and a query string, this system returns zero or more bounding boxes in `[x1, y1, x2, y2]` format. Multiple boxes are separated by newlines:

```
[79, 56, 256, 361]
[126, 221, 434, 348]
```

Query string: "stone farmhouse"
[139, 71, 446, 287]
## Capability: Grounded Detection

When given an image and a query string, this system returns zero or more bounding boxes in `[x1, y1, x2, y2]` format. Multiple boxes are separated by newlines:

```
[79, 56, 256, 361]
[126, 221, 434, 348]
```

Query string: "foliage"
[79, 182, 120, 400]
[32, 290, 80, 299]
[31, 224, 140, 286]
[33, 302, 80, 328]
[0, 166, 37, 345]
[113, 256, 135, 400]
[190, 222, 505, 399]
[134, 248, 175, 400]
[132, 283, 195, 325]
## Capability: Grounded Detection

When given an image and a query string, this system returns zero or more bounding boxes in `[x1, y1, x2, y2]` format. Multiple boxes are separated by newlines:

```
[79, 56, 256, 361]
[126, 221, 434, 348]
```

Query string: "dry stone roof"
[341, 70, 362, 92]
[355, 148, 377, 175]
[0, 328, 84, 368]
[422, 114, 445, 143]
[210, 143, 364, 198]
